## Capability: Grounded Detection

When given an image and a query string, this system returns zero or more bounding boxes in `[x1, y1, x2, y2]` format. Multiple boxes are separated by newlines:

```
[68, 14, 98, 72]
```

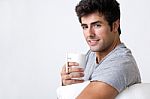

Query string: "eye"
[81, 25, 88, 30]
[94, 24, 101, 28]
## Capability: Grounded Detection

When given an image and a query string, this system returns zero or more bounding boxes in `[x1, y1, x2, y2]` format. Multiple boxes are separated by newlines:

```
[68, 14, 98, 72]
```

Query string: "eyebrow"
[81, 21, 102, 26]
[91, 21, 102, 25]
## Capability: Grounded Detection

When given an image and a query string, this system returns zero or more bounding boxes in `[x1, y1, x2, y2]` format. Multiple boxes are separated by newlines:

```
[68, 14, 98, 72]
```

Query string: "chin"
[90, 48, 100, 52]
[90, 46, 104, 52]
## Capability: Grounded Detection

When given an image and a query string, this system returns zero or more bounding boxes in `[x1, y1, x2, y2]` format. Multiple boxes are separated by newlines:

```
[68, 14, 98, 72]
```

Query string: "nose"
[86, 26, 95, 37]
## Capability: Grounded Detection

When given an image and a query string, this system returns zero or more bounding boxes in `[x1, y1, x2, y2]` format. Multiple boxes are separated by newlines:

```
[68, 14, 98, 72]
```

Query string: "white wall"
[119, 0, 150, 83]
[0, 0, 150, 99]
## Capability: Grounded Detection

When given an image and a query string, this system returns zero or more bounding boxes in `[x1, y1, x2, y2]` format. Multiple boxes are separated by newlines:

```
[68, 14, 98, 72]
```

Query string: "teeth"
[91, 40, 96, 42]
[90, 40, 98, 42]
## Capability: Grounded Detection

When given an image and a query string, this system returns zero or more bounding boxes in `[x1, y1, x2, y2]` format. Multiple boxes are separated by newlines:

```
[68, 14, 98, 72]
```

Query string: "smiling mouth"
[88, 39, 100, 46]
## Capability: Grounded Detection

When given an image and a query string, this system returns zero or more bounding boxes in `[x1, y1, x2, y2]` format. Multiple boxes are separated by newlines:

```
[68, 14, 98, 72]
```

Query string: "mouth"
[87, 39, 100, 46]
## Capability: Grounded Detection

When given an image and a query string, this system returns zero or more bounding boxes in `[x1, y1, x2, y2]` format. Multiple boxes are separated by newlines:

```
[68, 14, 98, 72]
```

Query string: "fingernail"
[75, 63, 79, 65]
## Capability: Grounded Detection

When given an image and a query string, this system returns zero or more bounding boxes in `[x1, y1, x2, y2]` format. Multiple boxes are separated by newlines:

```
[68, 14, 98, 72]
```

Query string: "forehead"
[81, 12, 107, 24]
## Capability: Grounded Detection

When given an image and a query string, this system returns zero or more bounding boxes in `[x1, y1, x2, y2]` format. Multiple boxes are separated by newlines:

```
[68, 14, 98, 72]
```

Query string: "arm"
[76, 81, 119, 99]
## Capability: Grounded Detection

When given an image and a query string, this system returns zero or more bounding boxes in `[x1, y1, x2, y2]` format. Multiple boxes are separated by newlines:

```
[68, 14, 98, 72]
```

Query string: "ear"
[112, 19, 120, 33]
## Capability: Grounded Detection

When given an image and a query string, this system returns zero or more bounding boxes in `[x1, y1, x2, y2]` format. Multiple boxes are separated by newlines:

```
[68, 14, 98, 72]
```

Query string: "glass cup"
[66, 53, 86, 80]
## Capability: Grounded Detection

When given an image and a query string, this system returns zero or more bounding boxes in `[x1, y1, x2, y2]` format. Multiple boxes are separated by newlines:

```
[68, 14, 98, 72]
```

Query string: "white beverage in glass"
[66, 53, 86, 80]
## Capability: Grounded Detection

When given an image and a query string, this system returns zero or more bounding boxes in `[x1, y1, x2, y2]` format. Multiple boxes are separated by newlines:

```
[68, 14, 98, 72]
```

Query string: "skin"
[61, 62, 84, 85]
[81, 12, 121, 62]
[61, 11, 121, 99]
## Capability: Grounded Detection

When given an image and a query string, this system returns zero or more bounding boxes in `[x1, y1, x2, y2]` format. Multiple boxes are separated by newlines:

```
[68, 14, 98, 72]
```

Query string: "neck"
[96, 37, 121, 63]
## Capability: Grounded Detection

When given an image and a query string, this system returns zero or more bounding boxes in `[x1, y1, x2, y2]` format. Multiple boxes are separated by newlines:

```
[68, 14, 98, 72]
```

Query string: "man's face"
[81, 12, 116, 52]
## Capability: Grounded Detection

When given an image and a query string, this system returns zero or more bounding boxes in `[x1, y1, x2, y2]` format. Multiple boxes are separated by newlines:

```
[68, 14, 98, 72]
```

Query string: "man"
[60, 0, 141, 99]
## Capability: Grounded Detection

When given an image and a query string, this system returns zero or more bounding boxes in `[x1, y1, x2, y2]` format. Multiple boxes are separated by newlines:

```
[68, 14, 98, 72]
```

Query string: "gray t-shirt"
[83, 43, 141, 92]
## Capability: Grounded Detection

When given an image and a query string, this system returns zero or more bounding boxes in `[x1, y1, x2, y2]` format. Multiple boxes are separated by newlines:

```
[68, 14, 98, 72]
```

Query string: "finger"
[61, 64, 67, 73]
[70, 72, 84, 78]
[61, 71, 68, 76]
[62, 74, 72, 80]
[72, 79, 84, 84]
[68, 67, 84, 73]
[68, 62, 79, 67]
[63, 62, 79, 73]
[62, 72, 84, 80]
[61, 62, 81, 74]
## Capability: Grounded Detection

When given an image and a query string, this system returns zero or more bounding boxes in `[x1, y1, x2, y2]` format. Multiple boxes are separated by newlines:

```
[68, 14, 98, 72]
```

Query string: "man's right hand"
[61, 62, 84, 86]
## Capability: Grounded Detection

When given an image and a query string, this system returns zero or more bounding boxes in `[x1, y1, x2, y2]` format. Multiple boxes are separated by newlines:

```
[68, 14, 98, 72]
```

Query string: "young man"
[60, 0, 141, 98]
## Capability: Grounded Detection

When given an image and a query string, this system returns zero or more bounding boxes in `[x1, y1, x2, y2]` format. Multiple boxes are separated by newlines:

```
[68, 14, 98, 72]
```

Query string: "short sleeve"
[91, 56, 140, 92]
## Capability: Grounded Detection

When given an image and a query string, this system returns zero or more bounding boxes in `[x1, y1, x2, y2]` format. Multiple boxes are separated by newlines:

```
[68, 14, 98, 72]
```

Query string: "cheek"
[83, 31, 87, 38]
[95, 29, 111, 42]
[95, 28, 105, 37]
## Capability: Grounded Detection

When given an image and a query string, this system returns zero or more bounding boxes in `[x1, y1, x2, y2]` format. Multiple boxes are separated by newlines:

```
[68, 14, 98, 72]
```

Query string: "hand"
[61, 62, 84, 86]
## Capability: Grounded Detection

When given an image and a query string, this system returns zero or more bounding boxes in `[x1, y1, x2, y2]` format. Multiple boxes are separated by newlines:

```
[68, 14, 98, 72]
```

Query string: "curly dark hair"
[75, 0, 121, 35]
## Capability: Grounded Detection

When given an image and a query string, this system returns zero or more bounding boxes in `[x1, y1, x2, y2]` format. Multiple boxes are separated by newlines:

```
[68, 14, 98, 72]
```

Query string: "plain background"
[0, 0, 150, 98]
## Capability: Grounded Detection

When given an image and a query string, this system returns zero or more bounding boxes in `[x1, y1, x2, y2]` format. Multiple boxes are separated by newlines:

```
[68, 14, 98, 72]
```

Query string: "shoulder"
[91, 43, 141, 92]
[107, 43, 133, 60]
[103, 43, 137, 69]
